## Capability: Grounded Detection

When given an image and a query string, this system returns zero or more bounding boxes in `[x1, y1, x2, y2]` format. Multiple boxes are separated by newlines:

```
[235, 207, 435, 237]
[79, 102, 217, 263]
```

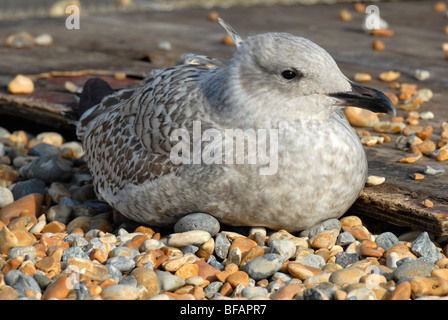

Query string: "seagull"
[75, 19, 395, 232]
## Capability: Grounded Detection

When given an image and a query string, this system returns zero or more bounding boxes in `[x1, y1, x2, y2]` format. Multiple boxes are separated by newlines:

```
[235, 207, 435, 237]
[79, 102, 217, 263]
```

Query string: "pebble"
[156, 271, 185, 292]
[6, 31, 36, 49]
[270, 239, 296, 260]
[244, 254, 283, 281]
[379, 71, 401, 82]
[411, 231, 442, 263]
[366, 175, 385, 186]
[375, 232, 399, 252]
[11, 178, 46, 199]
[35, 34, 53, 46]
[393, 260, 436, 281]
[424, 165, 445, 175]
[337, 232, 356, 246]
[166, 230, 211, 247]
[0, 186, 14, 208]
[174, 213, 220, 236]
[101, 284, 142, 300]
[20, 155, 72, 184]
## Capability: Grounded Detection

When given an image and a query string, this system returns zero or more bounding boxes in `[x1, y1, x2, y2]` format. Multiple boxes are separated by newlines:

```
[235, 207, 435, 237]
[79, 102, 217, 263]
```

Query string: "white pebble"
[419, 111, 434, 120]
[35, 33, 53, 46]
[0, 187, 14, 208]
[367, 175, 385, 186]
[414, 69, 430, 81]
[157, 41, 172, 51]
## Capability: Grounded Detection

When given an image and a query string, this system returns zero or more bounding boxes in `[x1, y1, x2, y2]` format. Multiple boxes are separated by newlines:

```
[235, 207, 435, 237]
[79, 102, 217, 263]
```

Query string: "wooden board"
[1, 1, 448, 234]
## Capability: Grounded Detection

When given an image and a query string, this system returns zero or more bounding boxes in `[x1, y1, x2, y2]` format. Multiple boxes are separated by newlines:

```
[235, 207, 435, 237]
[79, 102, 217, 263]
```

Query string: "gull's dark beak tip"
[330, 82, 396, 116]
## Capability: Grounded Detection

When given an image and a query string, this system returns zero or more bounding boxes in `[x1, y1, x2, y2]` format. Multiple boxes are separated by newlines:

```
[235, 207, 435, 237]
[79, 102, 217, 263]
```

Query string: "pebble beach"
[1, 127, 448, 301]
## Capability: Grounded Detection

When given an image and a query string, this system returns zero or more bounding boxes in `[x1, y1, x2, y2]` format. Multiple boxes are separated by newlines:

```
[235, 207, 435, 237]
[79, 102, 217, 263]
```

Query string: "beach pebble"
[393, 260, 436, 281]
[6, 32, 35, 49]
[0, 186, 14, 208]
[244, 253, 284, 281]
[414, 69, 430, 81]
[101, 284, 142, 300]
[424, 165, 445, 176]
[174, 213, 220, 236]
[375, 232, 399, 252]
[411, 232, 442, 264]
[20, 155, 72, 184]
[5, 270, 41, 298]
[270, 239, 296, 260]
[166, 230, 212, 247]
[35, 33, 53, 46]
[156, 270, 185, 292]
[11, 178, 46, 199]
[337, 232, 356, 246]
[295, 253, 326, 269]
[8, 75, 34, 94]
[366, 175, 385, 186]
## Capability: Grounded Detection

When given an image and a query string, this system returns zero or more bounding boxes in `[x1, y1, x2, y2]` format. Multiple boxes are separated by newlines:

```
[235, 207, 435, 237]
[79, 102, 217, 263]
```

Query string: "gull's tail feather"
[71, 78, 115, 120]
[218, 18, 244, 48]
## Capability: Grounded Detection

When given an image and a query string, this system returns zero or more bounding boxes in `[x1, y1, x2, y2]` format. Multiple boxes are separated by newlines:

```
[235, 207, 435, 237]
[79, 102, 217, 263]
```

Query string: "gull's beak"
[328, 82, 396, 115]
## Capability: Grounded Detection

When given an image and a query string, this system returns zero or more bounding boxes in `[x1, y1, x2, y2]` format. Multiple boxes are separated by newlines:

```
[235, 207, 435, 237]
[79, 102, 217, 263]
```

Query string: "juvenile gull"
[75, 19, 395, 232]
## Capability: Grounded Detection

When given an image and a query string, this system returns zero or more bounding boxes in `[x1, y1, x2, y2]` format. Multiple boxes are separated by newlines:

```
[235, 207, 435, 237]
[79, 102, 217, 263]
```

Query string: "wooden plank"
[1, 1, 448, 233]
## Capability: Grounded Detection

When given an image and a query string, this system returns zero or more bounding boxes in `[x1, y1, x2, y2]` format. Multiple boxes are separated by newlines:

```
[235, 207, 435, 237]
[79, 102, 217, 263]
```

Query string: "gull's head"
[218, 19, 395, 121]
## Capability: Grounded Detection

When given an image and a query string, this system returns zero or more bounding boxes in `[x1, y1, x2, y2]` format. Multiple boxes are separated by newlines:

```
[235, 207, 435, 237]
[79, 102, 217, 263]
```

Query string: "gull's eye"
[281, 70, 297, 80]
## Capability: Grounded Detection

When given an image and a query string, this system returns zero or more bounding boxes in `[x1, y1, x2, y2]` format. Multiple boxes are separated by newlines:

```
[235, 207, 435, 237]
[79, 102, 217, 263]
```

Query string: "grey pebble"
[59, 197, 81, 207]
[156, 271, 185, 292]
[174, 212, 220, 237]
[243, 253, 284, 281]
[271, 271, 292, 283]
[393, 259, 436, 281]
[64, 234, 89, 247]
[5, 270, 41, 297]
[336, 232, 356, 246]
[303, 287, 329, 300]
[204, 281, 224, 298]
[106, 256, 136, 273]
[29, 143, 59, 157]
[207, 255, 225, 271]
[335, 252, 360, 268]
[375, 232, 399, 252]
[106, 264, 123, 283]
[301, 218, 341, 238]
[215, 233, 231, 260]
[7, 246, 37, 260]
[75, 281, 91, 300]
[46, 205, 72, 224]
[181, 245, 199, 255]
[62, 246, 89, 262]
[71, 204, 96, 218]
[71, 184, 96, 202]
[33, 270, 53, 291]
[20, 154, 73, 185]
[295, 253, 326, 269]
[241, 286, 268, 299]
[119, 275, 138, 287]
[270, 239, 296, 260]
[227, 247, 242, 266]
[139, 239, 164, 252]
[109, 246, 139, 259]
[11, 178, 46, 199]
[411, 231, 442, 264]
